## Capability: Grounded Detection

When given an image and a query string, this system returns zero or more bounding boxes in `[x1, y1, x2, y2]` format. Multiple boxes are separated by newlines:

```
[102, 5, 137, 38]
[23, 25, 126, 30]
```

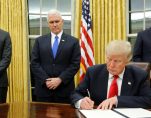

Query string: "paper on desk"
[79, 109, 125, 118]
[114, 108, 151, 118]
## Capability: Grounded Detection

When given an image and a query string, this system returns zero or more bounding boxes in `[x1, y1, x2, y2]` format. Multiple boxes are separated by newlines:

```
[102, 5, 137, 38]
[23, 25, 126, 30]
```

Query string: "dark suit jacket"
[133, 27, 151, 63]
[0, 29, 12, 87]
[31, 32, 81, 99]
[71, 64, 151, 108]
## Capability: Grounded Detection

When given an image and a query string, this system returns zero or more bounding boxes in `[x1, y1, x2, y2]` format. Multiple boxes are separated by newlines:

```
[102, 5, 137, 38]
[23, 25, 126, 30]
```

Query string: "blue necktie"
[52, 35, 59, 58]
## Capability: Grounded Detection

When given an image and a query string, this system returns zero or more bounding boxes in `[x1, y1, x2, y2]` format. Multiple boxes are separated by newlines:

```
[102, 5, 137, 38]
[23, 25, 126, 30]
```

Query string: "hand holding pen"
[80, 89, 94, 110]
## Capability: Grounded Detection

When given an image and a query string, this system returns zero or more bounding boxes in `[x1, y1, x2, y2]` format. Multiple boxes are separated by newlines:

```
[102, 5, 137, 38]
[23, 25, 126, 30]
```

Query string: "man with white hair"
[71, 40, 151, 109]
[31, 10, 81, 103]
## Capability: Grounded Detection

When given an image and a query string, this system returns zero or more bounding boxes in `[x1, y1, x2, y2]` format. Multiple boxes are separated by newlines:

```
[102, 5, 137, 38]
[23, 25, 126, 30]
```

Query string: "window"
[127, 0, 151, 50]
[28, 0, 72, 53]
[28, 0, 72, 100]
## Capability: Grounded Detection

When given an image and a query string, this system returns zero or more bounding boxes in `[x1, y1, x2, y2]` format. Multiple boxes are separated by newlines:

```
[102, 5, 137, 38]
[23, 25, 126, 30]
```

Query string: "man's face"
[106, 54, 128, 75]
[48, 14, 63, 35]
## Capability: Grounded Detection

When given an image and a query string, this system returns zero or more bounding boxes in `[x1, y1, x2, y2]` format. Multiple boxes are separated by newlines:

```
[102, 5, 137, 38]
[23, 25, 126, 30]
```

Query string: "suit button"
[53, 64, 55, 66]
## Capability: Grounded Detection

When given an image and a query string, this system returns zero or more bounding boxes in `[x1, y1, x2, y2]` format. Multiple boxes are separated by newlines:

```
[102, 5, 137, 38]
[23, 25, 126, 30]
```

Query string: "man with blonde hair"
[71, 40, 151, 109]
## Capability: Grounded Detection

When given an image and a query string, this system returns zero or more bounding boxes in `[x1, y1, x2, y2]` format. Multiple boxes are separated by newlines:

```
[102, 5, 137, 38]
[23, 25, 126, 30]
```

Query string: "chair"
[128, 62, 151, 87]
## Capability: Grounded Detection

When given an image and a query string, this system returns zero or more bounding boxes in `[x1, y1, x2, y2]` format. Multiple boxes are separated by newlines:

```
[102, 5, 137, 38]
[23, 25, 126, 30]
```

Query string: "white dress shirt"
[107, 69, 125, 98]
[51, 30, 63, 47]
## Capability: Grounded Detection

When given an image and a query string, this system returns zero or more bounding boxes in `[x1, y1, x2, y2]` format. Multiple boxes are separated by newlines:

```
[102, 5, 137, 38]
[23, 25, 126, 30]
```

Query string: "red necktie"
[108, 75, 119, 98]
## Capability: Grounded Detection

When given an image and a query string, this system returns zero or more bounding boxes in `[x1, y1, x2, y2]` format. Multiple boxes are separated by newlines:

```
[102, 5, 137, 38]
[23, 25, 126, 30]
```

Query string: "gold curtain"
[0, 0, 30, 102]
[8, 103, 29, 118]
[74, 0, 126, 84]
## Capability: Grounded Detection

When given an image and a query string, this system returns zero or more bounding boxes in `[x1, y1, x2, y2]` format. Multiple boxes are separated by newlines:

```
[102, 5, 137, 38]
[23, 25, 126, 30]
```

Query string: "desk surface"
[0, 102, 84, 118]
[1, 102, 150, 118]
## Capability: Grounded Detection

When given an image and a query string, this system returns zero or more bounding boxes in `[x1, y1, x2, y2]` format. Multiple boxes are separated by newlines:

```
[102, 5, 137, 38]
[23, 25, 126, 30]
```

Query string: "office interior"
[0, 0, 151, 102]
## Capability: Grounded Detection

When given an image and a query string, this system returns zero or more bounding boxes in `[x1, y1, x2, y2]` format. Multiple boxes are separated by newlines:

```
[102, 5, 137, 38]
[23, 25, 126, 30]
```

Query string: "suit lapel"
[97, 67, 109, 99]
[55, 33, 67, 58]
[120, 67, 134, 96]
[101, 69, 109, 98]
[46, 33, 54, 58]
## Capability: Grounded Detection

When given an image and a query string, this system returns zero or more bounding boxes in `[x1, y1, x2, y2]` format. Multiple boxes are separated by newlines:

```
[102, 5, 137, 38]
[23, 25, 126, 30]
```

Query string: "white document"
[114, 108, 151, 118]
[79, 109, 125, 118]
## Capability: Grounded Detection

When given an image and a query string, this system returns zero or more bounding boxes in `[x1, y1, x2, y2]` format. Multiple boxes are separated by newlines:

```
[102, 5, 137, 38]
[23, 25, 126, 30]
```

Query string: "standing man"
[133, 27, 151, 63]
[71, 40, 151, 109]
[0, 29, 12, 103]
[31, 10, 81, 103]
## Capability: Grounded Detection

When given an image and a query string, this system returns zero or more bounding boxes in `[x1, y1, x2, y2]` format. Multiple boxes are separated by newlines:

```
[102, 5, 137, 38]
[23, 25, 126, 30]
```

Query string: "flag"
[80, 0, 95, 82]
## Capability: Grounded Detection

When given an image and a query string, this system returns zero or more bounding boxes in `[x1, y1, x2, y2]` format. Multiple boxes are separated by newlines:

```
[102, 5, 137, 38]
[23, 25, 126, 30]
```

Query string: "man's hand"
[80, 97, 94, 110]
[46, 77, 62, 90]
[97, 96, 117, 110]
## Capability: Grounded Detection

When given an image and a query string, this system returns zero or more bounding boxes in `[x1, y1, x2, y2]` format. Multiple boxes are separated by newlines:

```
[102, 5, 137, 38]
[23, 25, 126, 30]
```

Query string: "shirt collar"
[109, 68, 125, 80]
[51, 30, 63, 40]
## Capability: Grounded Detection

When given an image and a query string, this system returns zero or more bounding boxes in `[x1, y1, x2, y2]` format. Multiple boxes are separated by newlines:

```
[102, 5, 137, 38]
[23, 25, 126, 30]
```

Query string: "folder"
[79, 108, 151, 118]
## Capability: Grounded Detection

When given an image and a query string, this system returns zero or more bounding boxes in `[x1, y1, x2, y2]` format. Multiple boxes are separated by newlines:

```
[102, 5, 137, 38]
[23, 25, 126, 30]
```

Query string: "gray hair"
[47, 9, 62, 22]
[106, 40, 132, 62]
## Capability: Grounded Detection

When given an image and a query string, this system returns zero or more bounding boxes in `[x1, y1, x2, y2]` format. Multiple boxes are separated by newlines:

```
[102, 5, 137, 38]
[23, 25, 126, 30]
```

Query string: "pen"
[87, 89, 94, 109]
[87, 89, 91, 98]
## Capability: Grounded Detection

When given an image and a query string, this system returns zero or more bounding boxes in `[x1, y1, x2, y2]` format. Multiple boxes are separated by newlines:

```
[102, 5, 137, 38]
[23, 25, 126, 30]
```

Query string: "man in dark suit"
[71, 40, 151, 110]
[133, 27, 151, 63]
[30, 10, 81, 103]
[0, 29, 12, 103]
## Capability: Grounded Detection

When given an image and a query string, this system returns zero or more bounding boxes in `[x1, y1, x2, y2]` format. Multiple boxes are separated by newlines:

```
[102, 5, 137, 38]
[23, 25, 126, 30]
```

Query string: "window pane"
[58, 0, 71, 14]
[29, 38, 36, 101]
[63, 19, 71, 35]
[29, 15, 40, 35]
[28, 0, 40, 13]
[129, 12, 144, 33]
[145, 11, 151, 29]
[42, 0, 56, 14]
[128, 37, 137, 53]
[62, 16, 71, 34]
[42, 16, 50, 35]
[29, 38, 36, 56]
[146, 0, 151, 10]
[130, 0, 144, 11]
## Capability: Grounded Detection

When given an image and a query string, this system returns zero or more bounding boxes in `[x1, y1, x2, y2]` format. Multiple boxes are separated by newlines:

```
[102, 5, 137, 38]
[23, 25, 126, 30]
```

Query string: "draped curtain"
[73, 0, 126, 84]
[0, 0, 30, 102]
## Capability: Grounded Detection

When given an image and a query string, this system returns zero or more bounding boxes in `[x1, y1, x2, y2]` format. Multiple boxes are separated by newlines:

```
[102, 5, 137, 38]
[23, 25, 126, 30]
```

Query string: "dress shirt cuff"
[75, 99, 82, 109]
[115, 96, 118, 107]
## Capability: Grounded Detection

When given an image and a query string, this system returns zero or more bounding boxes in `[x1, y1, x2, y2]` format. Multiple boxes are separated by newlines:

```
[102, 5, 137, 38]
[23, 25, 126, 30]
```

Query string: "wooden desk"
[0, 102, 84, 118]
